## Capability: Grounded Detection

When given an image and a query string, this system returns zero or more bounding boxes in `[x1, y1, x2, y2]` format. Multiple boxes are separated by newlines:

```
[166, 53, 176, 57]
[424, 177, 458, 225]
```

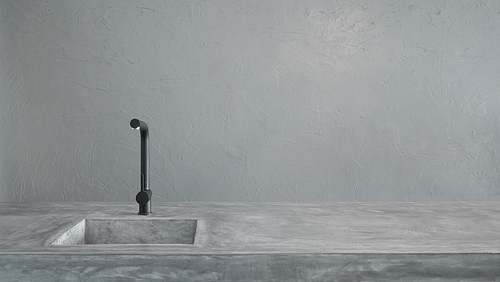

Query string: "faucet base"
[138, 203, 151, 215]
[136, 190, 152, 215]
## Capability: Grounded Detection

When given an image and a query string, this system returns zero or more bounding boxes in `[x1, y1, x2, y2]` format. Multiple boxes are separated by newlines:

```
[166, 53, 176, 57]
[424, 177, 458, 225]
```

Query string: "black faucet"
[130, 118, 152, 215]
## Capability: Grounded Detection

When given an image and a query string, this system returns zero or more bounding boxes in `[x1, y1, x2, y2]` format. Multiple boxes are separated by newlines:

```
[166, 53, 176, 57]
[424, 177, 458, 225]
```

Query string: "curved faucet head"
[130, 119, 140, 129]
[130, 118, 147, 130]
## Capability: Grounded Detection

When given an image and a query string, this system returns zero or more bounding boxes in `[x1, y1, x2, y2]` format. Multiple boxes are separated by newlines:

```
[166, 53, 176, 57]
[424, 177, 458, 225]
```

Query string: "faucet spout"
[130, 118, 152, 215]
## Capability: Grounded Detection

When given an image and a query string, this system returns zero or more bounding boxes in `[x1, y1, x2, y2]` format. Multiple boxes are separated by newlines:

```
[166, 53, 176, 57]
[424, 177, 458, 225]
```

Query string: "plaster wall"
[1, 0, 500, 202]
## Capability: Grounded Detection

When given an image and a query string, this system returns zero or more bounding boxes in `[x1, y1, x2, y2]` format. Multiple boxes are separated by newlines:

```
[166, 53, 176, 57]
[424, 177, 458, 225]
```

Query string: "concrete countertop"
[2, 201, 500, 255]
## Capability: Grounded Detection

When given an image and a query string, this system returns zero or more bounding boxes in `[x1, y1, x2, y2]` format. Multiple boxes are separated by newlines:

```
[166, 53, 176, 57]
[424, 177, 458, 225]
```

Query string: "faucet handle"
[136, 190, 152, 205]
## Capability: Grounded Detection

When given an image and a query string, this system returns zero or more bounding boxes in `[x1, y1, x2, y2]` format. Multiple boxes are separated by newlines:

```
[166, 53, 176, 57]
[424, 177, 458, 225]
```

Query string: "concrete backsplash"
[1, 0, 500, 202]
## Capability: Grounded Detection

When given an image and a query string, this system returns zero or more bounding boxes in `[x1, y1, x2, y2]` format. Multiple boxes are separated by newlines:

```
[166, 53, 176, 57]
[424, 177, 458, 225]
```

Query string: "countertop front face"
[1, 202, 500, 255]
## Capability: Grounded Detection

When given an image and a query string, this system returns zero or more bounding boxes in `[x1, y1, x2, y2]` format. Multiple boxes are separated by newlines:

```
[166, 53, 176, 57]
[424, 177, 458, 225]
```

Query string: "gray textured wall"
[1, 0, 500, 202]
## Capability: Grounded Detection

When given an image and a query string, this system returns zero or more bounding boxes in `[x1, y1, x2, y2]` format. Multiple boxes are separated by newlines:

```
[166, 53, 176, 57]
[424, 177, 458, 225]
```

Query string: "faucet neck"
[140, 125, 149, 191]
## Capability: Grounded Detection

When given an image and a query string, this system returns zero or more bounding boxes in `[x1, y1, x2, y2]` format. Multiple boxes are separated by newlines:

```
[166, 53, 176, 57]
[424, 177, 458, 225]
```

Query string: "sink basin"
[52, 218, 197, 245]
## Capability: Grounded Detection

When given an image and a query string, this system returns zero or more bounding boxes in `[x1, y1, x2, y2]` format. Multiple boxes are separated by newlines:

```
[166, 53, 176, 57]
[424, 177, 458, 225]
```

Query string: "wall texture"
[1, 0, 500, 202]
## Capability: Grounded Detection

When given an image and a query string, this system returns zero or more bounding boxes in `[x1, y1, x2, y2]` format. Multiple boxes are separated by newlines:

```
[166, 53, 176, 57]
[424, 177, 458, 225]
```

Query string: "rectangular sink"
[52, 218, 197, 245]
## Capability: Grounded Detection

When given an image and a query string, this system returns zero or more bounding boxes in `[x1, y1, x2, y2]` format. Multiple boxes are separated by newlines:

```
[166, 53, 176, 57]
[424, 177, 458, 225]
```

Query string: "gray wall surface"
[1, 0, 500, 202]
